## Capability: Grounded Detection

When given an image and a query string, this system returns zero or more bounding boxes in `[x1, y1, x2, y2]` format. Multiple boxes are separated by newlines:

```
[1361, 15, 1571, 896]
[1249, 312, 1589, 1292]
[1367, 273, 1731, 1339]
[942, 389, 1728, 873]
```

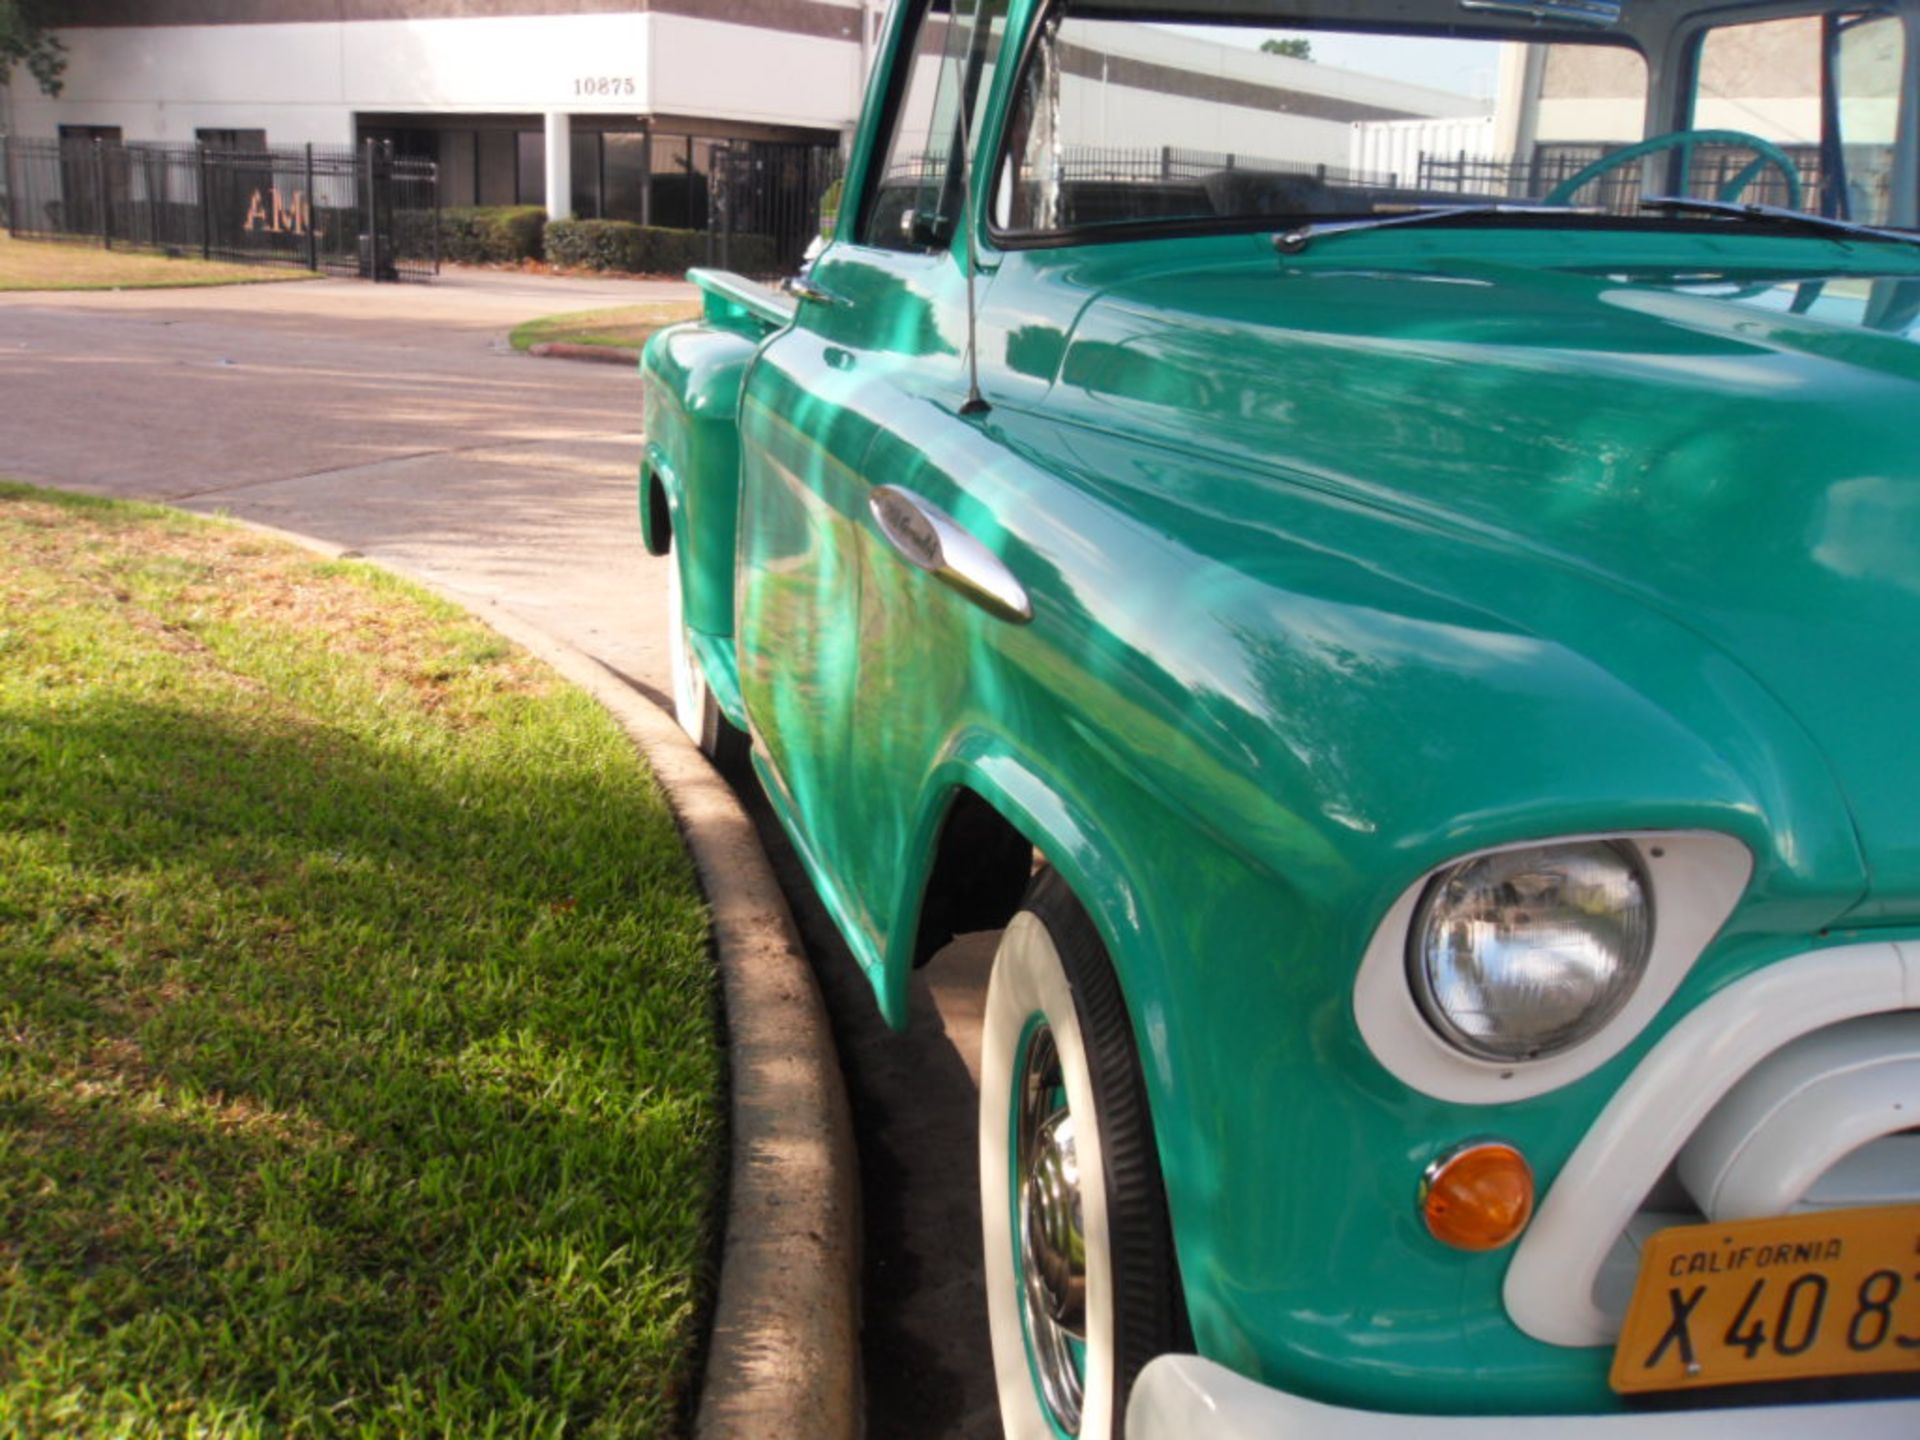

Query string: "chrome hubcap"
[1016, 1022, 1086, 1433]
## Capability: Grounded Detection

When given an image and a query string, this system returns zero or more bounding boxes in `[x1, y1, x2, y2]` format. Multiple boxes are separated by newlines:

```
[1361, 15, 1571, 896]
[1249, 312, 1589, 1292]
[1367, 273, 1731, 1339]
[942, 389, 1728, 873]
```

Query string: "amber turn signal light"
[1420, 1141, 1535, 1251]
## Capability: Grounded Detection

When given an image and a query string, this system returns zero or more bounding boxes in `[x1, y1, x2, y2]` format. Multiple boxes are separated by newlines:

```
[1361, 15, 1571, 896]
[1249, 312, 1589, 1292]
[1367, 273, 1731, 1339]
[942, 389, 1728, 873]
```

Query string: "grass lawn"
[0, 484, 720, 1438]
[508, 303, 700, 354]
[0, 233, 321, 292]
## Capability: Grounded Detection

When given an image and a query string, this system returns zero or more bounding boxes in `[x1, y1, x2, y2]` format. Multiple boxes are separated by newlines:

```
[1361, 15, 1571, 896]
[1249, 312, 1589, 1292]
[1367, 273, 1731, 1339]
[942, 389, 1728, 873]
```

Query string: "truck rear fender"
[639, 446, 674, 558]
[639, 274, 794, 638]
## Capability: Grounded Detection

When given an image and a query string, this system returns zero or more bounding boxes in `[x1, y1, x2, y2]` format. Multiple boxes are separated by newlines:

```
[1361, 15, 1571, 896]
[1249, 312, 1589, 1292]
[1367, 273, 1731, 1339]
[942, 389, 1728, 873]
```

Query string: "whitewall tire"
[665, 545, 745, 769]
[980, 869, 1180, 1439]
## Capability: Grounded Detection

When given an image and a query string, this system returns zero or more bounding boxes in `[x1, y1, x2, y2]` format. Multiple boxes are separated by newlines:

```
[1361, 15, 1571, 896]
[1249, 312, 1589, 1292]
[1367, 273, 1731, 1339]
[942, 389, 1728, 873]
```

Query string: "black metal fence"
[2, 137, 440, 281]
[875, 138, 1828, 229]
[707, 139, 841, 274]
[1051, 145, 1396, 190]
[1418, 142, 1822, 215]
[1028, 140, 1818, 216]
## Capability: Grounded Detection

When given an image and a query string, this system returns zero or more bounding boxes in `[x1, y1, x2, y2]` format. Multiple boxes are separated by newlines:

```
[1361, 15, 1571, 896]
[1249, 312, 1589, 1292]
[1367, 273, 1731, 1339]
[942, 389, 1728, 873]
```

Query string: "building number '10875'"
[572, 77, 637, 97]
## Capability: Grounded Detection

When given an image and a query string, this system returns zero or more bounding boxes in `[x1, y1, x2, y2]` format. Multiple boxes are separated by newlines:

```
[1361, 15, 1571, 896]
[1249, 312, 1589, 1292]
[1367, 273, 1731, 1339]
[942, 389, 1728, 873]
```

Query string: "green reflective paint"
[638, 0, 1920, 1417]
[641, 321, 755, 645]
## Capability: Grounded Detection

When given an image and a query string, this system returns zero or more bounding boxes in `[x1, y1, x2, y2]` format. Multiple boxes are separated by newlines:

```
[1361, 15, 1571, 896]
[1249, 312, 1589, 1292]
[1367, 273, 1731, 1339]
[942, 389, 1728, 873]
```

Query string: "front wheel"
[979, 869, 1181, 1439]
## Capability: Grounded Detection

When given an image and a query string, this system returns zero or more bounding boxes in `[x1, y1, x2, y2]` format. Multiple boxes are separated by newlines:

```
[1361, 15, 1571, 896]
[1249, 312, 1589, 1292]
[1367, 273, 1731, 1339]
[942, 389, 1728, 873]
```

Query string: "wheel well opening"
[644, 469, 672, 557]
[912, 788, 1036, 968]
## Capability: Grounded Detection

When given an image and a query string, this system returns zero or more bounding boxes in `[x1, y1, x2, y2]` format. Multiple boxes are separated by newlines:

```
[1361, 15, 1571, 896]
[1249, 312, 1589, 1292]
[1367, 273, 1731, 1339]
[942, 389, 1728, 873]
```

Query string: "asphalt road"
[0, 268, 676, 691]
[0, 265, 1001, 1438]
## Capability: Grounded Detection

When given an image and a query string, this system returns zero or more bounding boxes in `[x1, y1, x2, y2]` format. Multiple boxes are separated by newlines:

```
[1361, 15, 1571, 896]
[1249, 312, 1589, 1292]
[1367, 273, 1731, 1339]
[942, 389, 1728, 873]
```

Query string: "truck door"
[737, 0, 1007, 971]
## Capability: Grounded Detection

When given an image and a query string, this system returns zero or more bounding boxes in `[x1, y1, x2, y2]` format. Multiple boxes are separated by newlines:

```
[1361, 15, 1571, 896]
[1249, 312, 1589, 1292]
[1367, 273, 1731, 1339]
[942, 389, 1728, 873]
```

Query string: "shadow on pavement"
[710, 746, 1004, 1439]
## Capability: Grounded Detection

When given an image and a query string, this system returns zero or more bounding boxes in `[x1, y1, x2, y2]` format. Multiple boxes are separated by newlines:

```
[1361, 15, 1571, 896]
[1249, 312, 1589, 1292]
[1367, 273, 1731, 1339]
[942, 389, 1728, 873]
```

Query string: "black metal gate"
[2, 137, 439, 281]
[707, 140, 842, 275]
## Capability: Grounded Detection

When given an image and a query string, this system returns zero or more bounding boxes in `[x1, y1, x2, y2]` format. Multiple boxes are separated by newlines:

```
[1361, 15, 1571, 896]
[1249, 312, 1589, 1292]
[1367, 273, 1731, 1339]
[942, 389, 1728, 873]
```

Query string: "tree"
[0, 1, 66, 97]
[1261, 37, 1313, 61]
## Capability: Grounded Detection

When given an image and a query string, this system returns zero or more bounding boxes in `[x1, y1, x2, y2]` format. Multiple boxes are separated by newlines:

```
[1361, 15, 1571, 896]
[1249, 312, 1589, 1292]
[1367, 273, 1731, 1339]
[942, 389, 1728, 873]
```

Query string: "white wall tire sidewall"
[665, 548, 711, 749]
[981, 910, 1118, 1440]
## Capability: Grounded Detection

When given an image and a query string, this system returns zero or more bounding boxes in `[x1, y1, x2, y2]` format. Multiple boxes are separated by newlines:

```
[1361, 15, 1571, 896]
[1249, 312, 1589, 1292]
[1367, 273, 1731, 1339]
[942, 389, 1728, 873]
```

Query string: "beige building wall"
[1692, 16, 1821, 143]
[1500, 17, 1845, 152]
[1535, 42, 1645, 143]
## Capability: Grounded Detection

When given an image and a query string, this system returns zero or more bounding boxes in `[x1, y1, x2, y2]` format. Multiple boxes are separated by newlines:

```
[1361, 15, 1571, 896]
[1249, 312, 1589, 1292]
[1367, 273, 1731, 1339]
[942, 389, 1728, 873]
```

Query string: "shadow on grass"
[0, 692, 720, 1437]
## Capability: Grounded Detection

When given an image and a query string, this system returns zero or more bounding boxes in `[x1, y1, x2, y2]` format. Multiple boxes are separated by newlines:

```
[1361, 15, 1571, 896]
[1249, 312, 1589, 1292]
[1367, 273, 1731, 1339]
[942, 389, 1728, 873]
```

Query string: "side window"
[1828, 12, 1906, 224]
[860, 0, 1007, 252]
[1693, 10, 1905, 221]
[1689, 15, 1825, 212]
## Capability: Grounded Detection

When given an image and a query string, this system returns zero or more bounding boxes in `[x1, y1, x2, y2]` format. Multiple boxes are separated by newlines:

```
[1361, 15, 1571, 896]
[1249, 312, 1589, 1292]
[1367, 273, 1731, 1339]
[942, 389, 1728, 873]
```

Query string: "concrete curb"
[222, 519, 863, 1440]
[526, 340, 643, 366]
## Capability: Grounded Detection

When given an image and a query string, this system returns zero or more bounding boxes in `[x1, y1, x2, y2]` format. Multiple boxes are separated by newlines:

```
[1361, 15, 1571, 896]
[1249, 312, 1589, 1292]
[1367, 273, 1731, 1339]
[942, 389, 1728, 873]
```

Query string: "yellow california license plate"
[1611, 1205, 1920, 1395]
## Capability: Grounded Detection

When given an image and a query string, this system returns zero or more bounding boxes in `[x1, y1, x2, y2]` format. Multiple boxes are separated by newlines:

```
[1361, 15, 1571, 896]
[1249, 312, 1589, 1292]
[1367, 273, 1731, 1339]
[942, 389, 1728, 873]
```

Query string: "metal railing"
[1417, 143, 1823, 215]
[1054, 145, 1398, 189]
[2, 137, 440, 281]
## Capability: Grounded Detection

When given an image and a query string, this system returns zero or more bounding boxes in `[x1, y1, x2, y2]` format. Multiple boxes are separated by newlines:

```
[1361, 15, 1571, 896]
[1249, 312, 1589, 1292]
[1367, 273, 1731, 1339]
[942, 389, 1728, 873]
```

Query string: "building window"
[515, 131, 546, 206]
[477, 130, 517, 206]
[571, 131, 601, 218]
[651, 134, 715, 229]
[196, 128, 267, 151]
[438, 131, 478, 208]
[604, 132, 652, 224]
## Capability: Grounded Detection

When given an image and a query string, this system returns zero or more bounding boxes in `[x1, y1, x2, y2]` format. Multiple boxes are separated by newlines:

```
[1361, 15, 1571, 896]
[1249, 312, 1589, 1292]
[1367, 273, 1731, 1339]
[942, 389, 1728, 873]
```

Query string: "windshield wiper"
[1640, 196, 1920, 251]
[1274, 205, 1600, 255]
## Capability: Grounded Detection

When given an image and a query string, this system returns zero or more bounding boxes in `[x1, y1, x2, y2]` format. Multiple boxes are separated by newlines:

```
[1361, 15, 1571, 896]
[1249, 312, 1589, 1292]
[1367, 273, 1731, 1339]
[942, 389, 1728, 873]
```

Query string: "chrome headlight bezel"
[1351, 831, 1751, 1105]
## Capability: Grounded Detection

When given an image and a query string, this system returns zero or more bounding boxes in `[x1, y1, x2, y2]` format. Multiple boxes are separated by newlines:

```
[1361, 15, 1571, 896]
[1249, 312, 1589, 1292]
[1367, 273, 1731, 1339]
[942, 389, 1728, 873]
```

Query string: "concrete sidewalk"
[0, 266, 692, 698]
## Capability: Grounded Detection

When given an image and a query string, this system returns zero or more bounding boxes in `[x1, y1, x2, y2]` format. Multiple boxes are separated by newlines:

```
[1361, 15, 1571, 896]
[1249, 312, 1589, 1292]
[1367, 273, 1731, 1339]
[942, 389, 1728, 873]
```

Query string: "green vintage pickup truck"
[641, 0, 1920, 1433]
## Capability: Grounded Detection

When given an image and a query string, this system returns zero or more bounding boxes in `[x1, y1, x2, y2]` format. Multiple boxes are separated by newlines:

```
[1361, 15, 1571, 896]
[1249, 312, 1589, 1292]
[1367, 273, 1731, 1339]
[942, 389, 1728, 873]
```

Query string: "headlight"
[1407, 841, 1654, 1063]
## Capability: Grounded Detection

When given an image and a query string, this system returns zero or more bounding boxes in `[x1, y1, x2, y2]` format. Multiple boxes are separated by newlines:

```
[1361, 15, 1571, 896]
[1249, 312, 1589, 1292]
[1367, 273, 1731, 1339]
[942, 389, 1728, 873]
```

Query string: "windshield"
[990, 0, 1917, 240]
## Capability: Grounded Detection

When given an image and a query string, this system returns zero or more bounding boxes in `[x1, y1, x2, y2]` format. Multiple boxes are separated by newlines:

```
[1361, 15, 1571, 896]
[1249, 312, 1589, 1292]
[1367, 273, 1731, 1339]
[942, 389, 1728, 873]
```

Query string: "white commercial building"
[4, 2, 1486, 227]
[2, 0, 881, 225]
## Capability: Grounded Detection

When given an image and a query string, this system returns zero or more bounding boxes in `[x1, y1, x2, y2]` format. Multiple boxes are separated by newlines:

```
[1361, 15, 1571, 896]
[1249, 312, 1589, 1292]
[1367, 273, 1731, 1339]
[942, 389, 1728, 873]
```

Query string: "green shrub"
[390, 207, 438, 262]
[724, 232, 781, 276]
[647, 228, 704, 275]
[543, 219, 781, 277]
[434, 205, 547, 264]
[543, 218, 648, 271]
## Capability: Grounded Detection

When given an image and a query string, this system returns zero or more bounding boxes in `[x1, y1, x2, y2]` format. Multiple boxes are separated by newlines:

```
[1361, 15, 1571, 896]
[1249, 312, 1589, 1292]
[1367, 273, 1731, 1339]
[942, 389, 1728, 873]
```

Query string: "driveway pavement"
[0, 267, 683, 697]
[0, 265, 1000, 1439]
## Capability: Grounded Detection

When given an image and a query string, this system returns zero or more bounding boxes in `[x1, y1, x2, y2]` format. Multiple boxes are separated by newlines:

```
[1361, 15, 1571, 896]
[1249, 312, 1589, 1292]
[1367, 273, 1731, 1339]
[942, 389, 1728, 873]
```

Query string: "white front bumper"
[1126, 1356, 1920, 1439]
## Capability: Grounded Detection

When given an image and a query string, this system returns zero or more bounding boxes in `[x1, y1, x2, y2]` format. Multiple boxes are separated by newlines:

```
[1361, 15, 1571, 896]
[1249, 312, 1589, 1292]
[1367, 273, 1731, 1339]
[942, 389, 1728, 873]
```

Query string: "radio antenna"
[959, 202, 989, 414]
[954, 0, 990, 417]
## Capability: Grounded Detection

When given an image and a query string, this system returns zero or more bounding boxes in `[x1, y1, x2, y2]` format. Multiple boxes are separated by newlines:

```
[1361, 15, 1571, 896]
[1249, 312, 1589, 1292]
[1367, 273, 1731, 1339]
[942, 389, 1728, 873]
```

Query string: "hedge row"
[436, 205, 549, 263]
[543, 218, 780, 277]
[386, 207, 781, 276]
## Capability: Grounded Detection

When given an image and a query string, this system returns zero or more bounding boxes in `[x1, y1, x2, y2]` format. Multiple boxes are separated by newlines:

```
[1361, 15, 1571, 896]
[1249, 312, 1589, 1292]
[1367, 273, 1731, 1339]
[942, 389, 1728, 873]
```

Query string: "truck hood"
[1045, 260, 1920, 918]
